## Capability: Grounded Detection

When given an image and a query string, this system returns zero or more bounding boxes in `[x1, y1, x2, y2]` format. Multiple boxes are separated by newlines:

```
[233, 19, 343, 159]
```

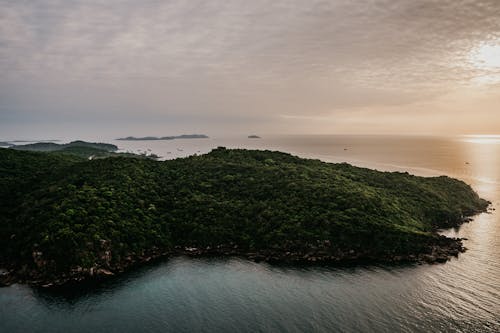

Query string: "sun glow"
[471, 42, 500, 69]
[469, 41, 500, 84]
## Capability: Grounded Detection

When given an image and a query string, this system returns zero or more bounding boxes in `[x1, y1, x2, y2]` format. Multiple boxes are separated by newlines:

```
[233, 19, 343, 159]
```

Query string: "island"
[11, 140, 118, 152]
[248, 135, 261, 139]
[0, 147, 489, 287]
[9, 140, 159, 160]
[117, 134, 209, 140]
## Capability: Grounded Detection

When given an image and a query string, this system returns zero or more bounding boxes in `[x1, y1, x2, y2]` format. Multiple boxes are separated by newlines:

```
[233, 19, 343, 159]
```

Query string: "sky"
[1, 0, 500, 140]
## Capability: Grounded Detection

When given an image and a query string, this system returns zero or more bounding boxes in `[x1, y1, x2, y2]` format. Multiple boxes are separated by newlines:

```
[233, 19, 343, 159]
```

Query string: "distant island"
[9, 140, 159, 160]
[248, 135, 261, 139]
[11, 140, 118, 152]
[117, 134, 209, 141]
[0, 147, 489, 287]
[10, 140, 60, 143]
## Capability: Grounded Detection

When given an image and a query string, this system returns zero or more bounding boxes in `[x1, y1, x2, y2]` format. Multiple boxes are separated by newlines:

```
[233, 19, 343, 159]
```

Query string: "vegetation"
[9, 140, 159, 160]
[0, 147, 489, 285]
[11, 140, 118, 152]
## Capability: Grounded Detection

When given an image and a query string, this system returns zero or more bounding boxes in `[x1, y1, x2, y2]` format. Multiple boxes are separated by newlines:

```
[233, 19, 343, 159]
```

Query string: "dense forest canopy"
[0, 147, 488, 285]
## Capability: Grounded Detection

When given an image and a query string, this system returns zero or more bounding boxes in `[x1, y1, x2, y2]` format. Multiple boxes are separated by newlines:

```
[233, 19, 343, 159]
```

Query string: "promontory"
[0, 147, 489, 287]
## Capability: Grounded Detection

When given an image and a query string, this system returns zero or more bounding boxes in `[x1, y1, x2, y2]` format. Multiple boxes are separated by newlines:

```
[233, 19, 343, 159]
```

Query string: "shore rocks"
[0, 233, 470, 288]
[96, 268, 114, 276]
[32, 251, 46, 269]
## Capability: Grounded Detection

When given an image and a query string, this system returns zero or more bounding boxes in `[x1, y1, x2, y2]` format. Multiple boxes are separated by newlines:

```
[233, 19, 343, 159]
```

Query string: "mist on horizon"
[1, 0, 500, 140]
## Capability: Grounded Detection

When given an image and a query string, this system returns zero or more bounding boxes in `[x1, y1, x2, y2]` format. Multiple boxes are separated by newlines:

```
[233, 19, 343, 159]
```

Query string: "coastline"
[0, 209, 486, 289]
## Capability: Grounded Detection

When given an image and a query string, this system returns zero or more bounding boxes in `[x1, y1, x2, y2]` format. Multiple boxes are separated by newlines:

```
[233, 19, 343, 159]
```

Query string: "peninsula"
[9, 140, 159, 159]
[0, 147, 489, 287]
[11, 140, 118, 152]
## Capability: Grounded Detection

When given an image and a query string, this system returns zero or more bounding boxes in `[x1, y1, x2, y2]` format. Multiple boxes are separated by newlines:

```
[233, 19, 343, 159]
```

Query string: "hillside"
[0, 147, 489, 286]
[9, 140, 159, 159]
[11, 140, 118, 152]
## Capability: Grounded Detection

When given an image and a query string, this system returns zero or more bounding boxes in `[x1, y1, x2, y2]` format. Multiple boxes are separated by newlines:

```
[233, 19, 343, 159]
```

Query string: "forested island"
[9, 140, 159, 159]
[0, 147, 489, 287]
[117, 134, 208, 140]
[11, 140, 117, 152]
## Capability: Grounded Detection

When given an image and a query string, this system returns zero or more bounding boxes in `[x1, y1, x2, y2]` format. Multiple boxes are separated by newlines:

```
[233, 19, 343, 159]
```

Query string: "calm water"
[1, 135, 499, 332]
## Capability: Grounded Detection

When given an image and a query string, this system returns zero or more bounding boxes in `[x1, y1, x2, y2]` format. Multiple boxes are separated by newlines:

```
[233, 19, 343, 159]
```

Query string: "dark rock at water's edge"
[0, 234, 472, 288]
[248, 135, 261, 139]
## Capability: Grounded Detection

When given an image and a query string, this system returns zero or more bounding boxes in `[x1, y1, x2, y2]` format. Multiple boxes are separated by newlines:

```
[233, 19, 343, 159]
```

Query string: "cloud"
[1, 0, 500, 137]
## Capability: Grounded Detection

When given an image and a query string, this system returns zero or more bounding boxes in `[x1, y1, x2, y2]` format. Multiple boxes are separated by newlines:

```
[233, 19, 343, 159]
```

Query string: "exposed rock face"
[32, 251, 46, 269]
[98, 239, 112, 268]
[96, 268, 114, 276]
[0, 235, 469, 288]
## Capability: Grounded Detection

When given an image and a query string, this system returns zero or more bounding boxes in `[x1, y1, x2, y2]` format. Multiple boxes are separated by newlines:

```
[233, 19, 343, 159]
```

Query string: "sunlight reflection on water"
[461, 135, 500, 145]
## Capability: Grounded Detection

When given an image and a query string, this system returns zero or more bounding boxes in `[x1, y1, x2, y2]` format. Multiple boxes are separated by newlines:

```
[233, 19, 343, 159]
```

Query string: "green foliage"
[0, 147, 489, 275]
[10, 140, 159, 160]
[11, 140, 118, 152]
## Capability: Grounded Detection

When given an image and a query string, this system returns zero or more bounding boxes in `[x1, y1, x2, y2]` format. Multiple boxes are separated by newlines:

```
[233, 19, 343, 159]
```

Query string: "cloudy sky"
[1, 0, 500, 139]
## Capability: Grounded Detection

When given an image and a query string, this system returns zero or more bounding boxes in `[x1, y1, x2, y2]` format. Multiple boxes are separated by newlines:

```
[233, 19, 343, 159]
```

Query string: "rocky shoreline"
[1, 205, 491, 289]
[0, 234, 468, 288]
